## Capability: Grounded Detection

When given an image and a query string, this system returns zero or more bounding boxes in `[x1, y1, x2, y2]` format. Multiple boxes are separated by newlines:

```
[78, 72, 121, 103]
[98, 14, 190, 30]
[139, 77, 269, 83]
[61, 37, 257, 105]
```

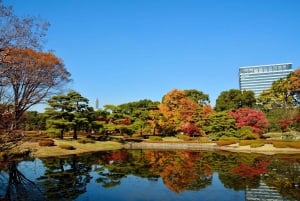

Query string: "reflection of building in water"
[245, 181, 294, 201]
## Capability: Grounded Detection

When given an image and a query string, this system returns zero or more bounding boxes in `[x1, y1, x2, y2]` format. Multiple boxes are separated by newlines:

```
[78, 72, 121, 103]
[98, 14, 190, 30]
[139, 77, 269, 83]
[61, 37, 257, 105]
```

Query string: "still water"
[0, 150, 299, 201]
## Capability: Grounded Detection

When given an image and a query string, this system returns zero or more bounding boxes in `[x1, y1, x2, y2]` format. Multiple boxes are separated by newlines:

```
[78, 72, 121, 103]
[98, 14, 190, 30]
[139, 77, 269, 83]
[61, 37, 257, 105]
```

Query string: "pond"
[0, 150, 299, 201]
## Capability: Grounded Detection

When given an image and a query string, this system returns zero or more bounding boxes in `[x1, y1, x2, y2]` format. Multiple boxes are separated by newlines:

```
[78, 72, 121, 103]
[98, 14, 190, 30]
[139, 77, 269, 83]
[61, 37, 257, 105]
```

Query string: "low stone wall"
[124, 142, 218, 150]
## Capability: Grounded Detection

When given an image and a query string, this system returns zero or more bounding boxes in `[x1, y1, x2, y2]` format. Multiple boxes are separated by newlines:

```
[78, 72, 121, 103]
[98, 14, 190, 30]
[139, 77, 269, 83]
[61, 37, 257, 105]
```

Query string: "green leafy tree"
[257, 89, 277, 110]
[103, 104, 132, 135]
[241, 90, 256, 108]
[119, 100, 156, 135]
[148, 108, 164, 135]
[235, 126, 258, 140]
[184, 89, 210, 105]
[45, 91, 89, 139]
[67, 91, 89, 139]
[92, 109, 110, 133]
[272, 78, 291, 107]
[215, 89, 255, 112]
[258, 77, 295, 111]
[101, 100, 159, 136]
[45, 93, 73, 139]
[203, 111, 237, 139]
[19, 111, 46, 131]
[215, 89, 242, 111]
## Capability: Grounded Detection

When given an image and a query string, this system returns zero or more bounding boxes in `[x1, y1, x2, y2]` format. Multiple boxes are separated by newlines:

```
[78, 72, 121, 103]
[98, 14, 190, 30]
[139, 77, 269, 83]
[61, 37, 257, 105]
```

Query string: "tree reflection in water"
[145, 151, 213, 193]
[37, 155, 92, 200]
[1, 160, 46, 201]
[0, 150, 299, 201]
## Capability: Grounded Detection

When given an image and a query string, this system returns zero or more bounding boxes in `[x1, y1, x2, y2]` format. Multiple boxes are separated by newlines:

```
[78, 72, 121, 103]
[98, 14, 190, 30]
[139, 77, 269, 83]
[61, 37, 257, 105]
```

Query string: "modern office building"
[239, 63, 293, 97]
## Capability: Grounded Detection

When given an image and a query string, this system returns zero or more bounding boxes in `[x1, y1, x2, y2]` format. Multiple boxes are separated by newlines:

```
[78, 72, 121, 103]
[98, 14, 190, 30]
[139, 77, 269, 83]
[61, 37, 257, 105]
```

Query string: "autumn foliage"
[287, 68, 300, 93]
[231, 159, 271, 179]
[145, 151, 212, 193]
[158, 89, 211, 135]
[229, 108, 269, 136]
[180, 122, 200, 136]
[0, 48, 70, 130]
[159, 89, 199, 122]
[278, 119, 293, 132]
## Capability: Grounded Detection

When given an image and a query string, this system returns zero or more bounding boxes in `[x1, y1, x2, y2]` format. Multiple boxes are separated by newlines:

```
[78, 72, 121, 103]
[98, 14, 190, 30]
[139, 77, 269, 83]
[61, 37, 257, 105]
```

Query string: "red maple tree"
[278, 118, 293, 132]
[180, 122, 200, 136]
[229, 108, 269, 137]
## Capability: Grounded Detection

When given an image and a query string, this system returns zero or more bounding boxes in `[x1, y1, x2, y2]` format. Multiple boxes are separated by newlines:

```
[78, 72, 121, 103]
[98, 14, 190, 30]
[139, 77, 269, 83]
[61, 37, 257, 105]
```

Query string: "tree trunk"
[140, 126, 143, 137]
[73, 125, 78, 140]
[60, 129, 64, 139]
[152, 126, 156, 136]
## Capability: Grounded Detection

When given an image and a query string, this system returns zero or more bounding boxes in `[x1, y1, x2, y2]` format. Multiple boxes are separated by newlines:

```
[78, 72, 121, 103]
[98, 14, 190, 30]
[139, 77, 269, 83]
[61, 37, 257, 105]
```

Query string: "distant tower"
[95, 98, 99, 110]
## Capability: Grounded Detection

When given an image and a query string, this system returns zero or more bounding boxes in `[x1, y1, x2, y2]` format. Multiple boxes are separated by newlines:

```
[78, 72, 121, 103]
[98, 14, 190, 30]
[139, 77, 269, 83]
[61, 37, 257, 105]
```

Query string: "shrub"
[45, 128, 60, 138]
[219, 136, 238, 141]
[272, 141, 300, 149]
[242, 133, 258, 140]
[132, 133, 141, 138]
[176, 134, 189, 141]
[39, 138, 55, 146]
[59, 144, 75, 150]
[216, 140, 237, 146]
[250, 142, 265, 148]
[287, 141, 300, 149]
[149, 136, 162, 141]
[236, 126, 258, 140]
[77, 138, 95, 144]
[198, 137, 211, 143]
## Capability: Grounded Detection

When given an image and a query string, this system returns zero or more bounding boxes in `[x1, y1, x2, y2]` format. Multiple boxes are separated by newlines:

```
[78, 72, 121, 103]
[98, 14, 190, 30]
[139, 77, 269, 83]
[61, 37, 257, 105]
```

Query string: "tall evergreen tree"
[45, 91, 89, 139]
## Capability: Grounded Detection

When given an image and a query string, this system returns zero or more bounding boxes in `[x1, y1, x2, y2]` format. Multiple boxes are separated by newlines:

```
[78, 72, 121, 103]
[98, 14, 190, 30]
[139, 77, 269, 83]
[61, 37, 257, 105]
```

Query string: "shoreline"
[124, 142, 300, 155]
[9, 140, 300, 158]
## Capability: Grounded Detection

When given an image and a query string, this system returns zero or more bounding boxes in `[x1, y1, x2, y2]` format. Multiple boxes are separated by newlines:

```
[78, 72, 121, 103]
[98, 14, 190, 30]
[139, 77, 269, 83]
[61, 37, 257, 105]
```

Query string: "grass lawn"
[16, 138, 123, 158]
[5, 131, 300, 158]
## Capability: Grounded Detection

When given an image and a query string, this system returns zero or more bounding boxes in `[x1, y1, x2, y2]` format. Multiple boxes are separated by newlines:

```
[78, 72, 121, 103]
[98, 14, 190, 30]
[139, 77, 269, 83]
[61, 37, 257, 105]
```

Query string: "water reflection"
[0, 150, 299, 201]
[0, 160, 46, 201]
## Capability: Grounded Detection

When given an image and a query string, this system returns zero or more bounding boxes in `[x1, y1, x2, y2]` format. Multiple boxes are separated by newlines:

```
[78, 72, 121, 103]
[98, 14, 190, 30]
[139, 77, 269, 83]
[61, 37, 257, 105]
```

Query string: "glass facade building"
[239, 63, 293, 97]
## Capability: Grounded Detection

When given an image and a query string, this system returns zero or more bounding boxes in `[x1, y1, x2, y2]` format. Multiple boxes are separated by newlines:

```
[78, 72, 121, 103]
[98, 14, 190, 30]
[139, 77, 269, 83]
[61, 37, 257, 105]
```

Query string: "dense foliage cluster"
[1, 1, 300, 142]
[36, 85, 297, 141]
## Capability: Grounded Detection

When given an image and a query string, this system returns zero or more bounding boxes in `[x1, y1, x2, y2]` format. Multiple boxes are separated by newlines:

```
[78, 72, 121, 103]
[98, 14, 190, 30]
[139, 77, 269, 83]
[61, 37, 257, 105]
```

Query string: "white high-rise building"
[239, 63, 293, 97]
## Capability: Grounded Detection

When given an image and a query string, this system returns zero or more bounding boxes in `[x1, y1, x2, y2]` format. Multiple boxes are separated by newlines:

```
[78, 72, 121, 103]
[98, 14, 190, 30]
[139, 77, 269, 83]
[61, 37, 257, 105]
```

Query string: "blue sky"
[4, 0, 300, 110]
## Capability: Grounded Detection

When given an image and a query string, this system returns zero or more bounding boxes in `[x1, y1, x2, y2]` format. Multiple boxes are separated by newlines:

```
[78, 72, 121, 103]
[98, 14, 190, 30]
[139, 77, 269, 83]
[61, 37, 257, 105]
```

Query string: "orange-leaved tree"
[158, 89, 209, 135]
[0, 48, 71, 130]
[287, 68, 300, 104]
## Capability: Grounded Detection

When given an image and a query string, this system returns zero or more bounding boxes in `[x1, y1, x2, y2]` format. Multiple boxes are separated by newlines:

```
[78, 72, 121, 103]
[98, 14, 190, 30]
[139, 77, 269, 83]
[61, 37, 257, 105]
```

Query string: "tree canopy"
[0, 48, 70, 130]
[0, 2, 70, 132]
[0, 0, 49, 50]
[45, 91, 89, 139]
[215, 89, 256, 112]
